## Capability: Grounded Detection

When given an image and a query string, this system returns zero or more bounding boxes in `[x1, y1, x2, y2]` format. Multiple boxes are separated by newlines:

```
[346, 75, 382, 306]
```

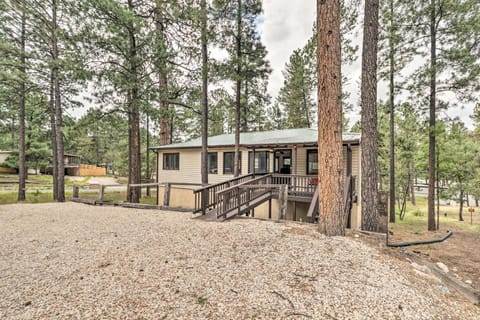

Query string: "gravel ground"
[0, 203, 478, 320]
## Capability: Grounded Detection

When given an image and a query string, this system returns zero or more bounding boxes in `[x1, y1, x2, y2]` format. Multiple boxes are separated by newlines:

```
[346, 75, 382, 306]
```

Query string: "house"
[46, 154, 107, 176]
[0, 151, 16, 174]
[151, 128, 362, 228]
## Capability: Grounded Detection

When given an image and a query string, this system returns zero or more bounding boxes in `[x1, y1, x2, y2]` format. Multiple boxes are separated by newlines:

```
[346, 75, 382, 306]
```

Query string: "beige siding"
[157, 147, 254, 185]
[157, 185, 196, 209]
[157, 145, 360, 185]
[156, 144, 362, 229]
[0, 152, 12, 164]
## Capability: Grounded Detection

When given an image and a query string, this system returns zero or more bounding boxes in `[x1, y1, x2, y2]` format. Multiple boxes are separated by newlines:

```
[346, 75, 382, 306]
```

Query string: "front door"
[274, 149, 292, 174]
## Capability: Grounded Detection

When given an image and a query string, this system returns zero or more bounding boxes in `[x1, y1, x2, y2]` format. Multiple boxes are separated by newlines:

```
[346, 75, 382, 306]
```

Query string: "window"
[307, 150, 318, 175]
[248, 151, 269, 174]
[163, 153, 179, 170]
[223, 152, 241, 175]
[208, 152, 218, 174]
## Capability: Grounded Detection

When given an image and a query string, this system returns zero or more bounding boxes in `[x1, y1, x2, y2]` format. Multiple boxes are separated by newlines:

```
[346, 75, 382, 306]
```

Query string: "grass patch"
[0, 191, 73, 204]
[393, 196, 480, 235]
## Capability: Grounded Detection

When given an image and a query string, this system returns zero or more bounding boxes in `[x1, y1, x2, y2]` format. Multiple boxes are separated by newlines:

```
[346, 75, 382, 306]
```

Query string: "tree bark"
[361, 0, 380, 232]
[242, 80, 248, 132]
[49, 70, 58, 200]
[156, 0, 170, 146]
[388, 0, 395, 223]
[301, 83, 311, 128]
[427, 0, 437, 231]
[200, 0, 209, 185]
[459, 189, 464, 221]
[317, 0, 344, 236]
[409, 160, 416, 205]
[52, 0, 65, 202]
[146, 115, 151, 197]
[233, 0, 242, 177]
[18, 11, 27, 201]
[127, 0, 141, 203]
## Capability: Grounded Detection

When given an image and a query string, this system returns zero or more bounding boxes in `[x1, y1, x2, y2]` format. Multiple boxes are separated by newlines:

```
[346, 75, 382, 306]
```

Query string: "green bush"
[413, 209, 425, 217]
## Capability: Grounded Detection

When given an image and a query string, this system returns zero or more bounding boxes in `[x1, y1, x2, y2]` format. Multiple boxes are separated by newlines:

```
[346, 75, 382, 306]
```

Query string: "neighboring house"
[46, 154, 106, 176]
[0, 151, 16, 174]
[151, 128, 363, 228]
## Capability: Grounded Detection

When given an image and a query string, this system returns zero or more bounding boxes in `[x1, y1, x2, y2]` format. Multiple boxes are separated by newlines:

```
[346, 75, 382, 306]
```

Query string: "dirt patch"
[388, 226, 480, 291]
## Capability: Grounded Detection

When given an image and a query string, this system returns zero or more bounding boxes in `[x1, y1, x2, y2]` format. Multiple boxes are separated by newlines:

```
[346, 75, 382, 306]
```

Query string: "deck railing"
[193, 173, 255, 214]
[271, 174, 317, 195]
[216, 175, 272, 219]
[194, 173, 356, 223]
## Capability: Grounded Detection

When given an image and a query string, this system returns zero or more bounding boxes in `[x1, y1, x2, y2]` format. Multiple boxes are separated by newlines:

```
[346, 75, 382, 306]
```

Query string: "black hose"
[387, 229, 453, 247]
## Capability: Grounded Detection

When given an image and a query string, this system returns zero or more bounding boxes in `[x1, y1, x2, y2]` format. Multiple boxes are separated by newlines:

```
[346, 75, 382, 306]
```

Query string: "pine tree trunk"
[18, 12, 27, 202]
[52, 0, 65, 202]
[242, 81, 248, 132]
[127, 0, 141, 203]
[388, 0, 395, 223]
[409, 160, 416, 205]
[49, 70, 58, 200]
[146, 115, 150, 197]
[301, 85, 311, 128]
[475, 198, 478, 207]
[156, 0, 170, 146]
[233, 0, 242, 178]
[427, 0, 437, 231]
[200, 0, 209, 185]
[317, 0, 344, 236]
[10, 117, 15, 151]
[459, 189, 464, 221]
[361, 0, 380, 232]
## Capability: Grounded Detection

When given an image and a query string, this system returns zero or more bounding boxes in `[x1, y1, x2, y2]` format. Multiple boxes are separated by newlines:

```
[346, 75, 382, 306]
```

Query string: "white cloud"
[258, 0, 316, 100]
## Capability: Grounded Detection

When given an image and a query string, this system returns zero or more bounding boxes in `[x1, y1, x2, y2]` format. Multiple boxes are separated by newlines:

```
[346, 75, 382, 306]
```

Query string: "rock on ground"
[0, 203, 478, 320]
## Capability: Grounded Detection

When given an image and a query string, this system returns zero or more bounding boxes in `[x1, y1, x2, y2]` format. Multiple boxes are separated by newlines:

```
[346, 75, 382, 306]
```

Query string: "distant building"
[46, 154, 106, 176]
[0, 151, 16, 174]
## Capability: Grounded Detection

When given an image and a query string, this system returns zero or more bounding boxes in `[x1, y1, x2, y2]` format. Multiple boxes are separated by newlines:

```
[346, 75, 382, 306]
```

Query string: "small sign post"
[468, 207, 475, 225]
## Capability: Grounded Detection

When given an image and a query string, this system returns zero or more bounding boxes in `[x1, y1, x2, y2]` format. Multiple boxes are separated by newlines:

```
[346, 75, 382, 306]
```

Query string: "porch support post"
[279, 184, 288, 220]
[252, 148, 256, 177]
[347, 144, 352, 177]
[293, 201, 297, 221]
[293, 145, 297, 175]
[268, 195, 272, 219]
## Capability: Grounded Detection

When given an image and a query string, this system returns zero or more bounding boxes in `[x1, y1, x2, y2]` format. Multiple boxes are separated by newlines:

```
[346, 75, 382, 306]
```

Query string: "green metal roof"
[152, 128, 360, 150]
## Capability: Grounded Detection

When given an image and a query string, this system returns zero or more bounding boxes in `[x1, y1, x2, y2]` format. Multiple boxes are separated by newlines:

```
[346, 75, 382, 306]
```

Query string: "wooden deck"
[193, 173, 356, 226]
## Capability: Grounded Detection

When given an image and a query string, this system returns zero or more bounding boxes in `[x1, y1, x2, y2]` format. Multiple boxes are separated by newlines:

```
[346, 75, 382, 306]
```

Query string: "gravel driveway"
[0, 203, 477, 319]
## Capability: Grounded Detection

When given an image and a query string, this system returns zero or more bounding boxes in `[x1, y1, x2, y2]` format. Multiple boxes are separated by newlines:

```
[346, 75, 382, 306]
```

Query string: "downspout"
[346, 144, 353, 228]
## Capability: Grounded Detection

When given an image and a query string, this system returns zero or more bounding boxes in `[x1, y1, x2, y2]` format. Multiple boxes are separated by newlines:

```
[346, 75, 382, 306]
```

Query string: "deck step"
[193, 207, 219, 221]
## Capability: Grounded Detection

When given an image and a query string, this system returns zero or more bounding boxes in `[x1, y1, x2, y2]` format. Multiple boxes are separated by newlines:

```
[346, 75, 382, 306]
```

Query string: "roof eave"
[150, 139, 360, 151]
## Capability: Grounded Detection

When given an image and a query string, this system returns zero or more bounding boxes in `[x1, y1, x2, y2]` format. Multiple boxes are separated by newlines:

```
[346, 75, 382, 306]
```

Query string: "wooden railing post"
[73, 185, 79, 199]
[164, 183, 171, 207]
[237, 188, 241, 215]
[98, 185, 105, 202]
[202, 188, 207, 215]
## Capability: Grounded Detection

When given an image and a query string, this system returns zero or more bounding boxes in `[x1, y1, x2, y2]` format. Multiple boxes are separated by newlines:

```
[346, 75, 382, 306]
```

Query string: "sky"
[257, 0, 475, 129]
